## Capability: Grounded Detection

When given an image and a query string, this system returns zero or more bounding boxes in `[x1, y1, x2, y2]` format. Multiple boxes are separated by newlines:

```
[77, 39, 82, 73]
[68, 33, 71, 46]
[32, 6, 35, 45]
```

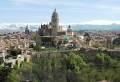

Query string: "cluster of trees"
[0, 67, 11, 82]
[5, 48, 22, 59]
[33, 45, 41, 51]
[113, 34, 120, 46]
[92, 43, 101, 48]
[7, 52, 120, 82]
[105, 33, 120, 48]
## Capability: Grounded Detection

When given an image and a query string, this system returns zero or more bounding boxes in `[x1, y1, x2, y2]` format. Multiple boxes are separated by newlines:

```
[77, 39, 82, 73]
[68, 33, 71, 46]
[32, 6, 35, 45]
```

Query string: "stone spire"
[52, 8, 58, 18]
[25, 25, 29, 34]
[68, 25, 71, 28]
[25, 25, 30, 39]
[51, 9, 59, 36]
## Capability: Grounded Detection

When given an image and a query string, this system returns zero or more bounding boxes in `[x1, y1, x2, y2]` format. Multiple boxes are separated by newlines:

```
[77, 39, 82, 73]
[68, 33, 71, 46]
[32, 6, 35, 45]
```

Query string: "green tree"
[7, 69, 20, 82]
[33, 45, 41, 51]
[7, 52, 120, 82]
[64, 52, 89, 72]
[113, 34, 120, 46]
[92, 43, 100, 48]
[10, 49, 18, 56]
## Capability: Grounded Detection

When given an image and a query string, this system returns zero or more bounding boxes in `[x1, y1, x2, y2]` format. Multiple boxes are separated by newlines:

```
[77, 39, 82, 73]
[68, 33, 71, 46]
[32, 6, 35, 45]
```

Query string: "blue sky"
[0, 0, 120, 24]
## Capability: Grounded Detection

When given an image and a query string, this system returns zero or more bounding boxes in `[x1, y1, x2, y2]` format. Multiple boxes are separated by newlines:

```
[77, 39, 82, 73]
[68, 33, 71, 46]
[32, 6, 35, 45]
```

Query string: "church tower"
[25, 25, 30, 39]
[51, 9, 59, 36]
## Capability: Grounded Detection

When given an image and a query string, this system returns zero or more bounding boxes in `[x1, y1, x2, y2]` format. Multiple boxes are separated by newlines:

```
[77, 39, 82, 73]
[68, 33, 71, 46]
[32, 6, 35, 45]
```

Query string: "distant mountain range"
[0, 23, 120, 33]
[0, 24, 39, 33]
[70, 24, 120, 31]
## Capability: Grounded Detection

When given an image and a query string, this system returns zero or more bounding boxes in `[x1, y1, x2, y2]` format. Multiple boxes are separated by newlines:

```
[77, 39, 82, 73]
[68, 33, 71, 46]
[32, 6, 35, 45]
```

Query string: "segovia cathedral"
[37, 9, 74, 46]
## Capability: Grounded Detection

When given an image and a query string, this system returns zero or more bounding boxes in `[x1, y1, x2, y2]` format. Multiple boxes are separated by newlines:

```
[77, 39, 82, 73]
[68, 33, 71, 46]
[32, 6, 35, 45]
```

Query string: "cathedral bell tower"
[51, 9, 59, 36]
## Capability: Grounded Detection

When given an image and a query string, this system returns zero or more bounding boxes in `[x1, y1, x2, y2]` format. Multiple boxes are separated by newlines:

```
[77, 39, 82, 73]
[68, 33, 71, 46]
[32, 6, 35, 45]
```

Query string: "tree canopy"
[7, 52, 120, 82]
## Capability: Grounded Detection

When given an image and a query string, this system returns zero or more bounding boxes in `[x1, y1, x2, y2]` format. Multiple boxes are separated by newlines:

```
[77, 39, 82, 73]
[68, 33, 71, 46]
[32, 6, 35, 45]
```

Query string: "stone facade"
[66, 25, 74, 37]
[38, 9, 62, 36]
[38, 24, 52, 36]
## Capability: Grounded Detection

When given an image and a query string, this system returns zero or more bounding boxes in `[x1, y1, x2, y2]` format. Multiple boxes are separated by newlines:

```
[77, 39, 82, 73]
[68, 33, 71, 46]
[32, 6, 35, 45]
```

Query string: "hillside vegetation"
[7, 52, 120, 82]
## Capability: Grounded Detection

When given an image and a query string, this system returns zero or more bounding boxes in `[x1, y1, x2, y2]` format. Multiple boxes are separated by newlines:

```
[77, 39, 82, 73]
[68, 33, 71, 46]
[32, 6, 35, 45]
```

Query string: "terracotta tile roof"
[19, 39, 29, 43]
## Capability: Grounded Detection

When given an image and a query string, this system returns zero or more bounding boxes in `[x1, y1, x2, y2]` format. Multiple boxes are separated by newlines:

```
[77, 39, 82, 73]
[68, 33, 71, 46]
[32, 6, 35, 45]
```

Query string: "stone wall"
[77, 48, 120, 58]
